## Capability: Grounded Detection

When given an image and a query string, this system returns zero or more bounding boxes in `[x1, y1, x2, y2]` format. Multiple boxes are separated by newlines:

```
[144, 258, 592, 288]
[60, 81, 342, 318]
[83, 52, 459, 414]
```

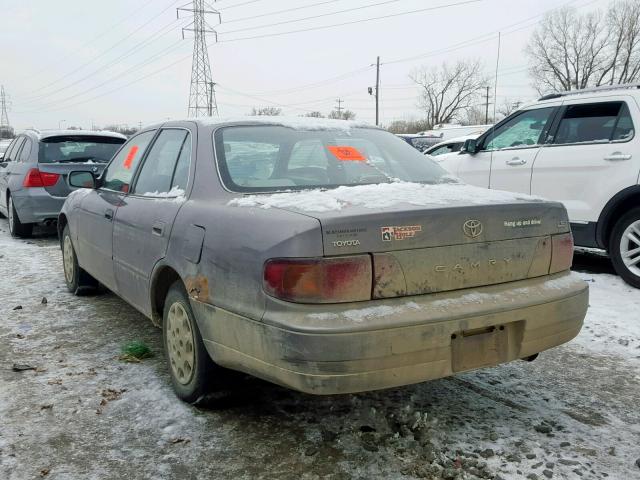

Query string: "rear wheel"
[62, 225, 98, 294]
[610, 207, 640, 288]
[7, 195, 33, 238]
[163, 281, 216, 404]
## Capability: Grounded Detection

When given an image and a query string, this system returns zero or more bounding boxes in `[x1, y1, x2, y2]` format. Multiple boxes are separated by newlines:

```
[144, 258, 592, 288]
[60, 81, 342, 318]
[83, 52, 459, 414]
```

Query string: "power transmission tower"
[0, 86, 13, 139]
[178, 1, 220, 117]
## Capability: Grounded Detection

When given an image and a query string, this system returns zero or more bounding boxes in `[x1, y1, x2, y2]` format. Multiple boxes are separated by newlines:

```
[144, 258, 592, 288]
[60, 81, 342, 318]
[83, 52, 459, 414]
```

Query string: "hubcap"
[620, 219, 640, 277]
[166, 302, 195, 385]
[8, 197, 14, 233]
[63, 235, 74, 284]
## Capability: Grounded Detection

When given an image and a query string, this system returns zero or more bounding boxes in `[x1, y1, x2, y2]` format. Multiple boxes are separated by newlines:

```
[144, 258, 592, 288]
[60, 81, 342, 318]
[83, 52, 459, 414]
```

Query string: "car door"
[453, 105, 559, 191]
[0, 137, 24, 214]
[112, 128, 193, 314]
[531, 97, 640, 225]
[75, 130, 156, 291]
[0, 138, 21, 215]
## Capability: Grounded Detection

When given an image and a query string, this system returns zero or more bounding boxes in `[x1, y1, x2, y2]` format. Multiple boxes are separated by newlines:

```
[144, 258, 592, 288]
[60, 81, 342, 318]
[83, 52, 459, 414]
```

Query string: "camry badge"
[463, 219, 483, 238]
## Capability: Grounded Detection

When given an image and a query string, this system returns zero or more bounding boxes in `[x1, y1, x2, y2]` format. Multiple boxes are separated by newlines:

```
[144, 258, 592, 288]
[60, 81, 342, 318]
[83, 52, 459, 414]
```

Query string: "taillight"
[263, 255, 372, 303]
[23, 168, 60, 188]
[550, 233, 574, 273]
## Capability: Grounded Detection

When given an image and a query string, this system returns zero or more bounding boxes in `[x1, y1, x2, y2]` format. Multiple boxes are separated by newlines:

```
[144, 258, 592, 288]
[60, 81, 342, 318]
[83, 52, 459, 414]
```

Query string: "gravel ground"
[0, 219, 639, 480]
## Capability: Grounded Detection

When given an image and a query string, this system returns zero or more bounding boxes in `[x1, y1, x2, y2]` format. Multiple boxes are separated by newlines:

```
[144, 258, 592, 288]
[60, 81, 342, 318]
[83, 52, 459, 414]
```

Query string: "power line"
[218, 0, 411, 35]
[222, 0, 343, 24]
[215, 0, 483, 43]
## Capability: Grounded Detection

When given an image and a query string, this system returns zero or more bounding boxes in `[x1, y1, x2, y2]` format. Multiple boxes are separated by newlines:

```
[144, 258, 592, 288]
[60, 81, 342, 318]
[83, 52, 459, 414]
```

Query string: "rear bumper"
[11, 188, 65, 223]
[191, 271, 588, 395]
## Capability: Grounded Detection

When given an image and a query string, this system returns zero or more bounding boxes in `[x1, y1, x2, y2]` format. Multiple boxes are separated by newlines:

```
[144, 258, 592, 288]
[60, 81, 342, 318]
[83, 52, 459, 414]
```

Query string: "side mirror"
[68, 171, 96, 189]
[461, 138, 479, 154]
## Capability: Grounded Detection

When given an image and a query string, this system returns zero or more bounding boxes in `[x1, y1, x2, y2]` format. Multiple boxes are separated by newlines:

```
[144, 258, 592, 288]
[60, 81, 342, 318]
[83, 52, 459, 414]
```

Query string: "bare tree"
[460, 105, 491, 126]
[250, 106, 282, 116]
[386, 118, 431, 134]
[410, 60, 487, 126]
[328, 109, 356, 120]
[527, 2, 640, 94]
[303, 111, 325, 118]
[496, 98, 523, 120]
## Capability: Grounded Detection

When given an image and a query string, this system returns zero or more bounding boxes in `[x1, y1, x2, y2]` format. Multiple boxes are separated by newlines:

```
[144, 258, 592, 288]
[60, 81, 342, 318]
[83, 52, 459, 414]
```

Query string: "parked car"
[424, 134, 480, 162]
[0, 139, 12, 160]
[439, 83, 640, 287]
[59, 117, 588, 403]
[396, 133, 441, 152]
[0, 129, 126, 237]
[418, 123, 492, 141]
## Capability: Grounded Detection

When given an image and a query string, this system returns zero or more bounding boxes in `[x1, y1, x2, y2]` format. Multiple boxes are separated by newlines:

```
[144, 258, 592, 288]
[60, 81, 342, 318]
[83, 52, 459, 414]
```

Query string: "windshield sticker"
[123, 146, 139, 170]
[327, 146, 366, 162]
[381, 225, 422, 241]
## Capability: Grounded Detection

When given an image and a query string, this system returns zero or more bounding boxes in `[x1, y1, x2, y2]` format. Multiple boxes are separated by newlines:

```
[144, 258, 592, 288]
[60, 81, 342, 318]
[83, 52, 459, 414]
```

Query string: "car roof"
[20, 129, 127, 141]
[520, 83, 640, 111]
[145, 116, 380, 132]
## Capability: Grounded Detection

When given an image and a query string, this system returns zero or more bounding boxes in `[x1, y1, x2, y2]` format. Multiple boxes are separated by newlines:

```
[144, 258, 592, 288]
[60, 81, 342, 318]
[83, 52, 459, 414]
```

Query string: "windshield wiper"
[53, 156, 101, 163]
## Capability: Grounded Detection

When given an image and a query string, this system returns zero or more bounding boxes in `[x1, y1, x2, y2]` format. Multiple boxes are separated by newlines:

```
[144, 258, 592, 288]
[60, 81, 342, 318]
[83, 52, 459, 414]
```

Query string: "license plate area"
[451, 324, 511, 372]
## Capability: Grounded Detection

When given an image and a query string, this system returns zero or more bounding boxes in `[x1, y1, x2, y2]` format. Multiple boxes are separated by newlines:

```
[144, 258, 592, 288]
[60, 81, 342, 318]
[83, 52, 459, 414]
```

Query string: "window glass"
[18, 139, 32, 162]
[38, 136, 125, 164]
[429, 143, 461, 156]
[134, 129, 189, 196]
[612, 103, 634, 141]
[172, 134, 192, 191]
[554, 102, 623, 144]
[102, 131, 155, 193]
[484, 107, 555, 150]
[4, 137, 24, 162]
[215, 125, 451, 193]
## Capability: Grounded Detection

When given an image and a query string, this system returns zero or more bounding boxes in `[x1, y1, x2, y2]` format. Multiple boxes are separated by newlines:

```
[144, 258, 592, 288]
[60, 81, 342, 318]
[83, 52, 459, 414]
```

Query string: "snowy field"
[0, 220, 639, 480]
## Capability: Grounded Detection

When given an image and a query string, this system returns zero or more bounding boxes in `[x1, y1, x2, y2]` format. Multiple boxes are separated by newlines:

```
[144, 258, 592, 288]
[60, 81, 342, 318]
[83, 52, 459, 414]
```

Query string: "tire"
[163, 281, 216, 404]
[7, 194, 33, 238]
[62, 225, 98, 294]
[610, 207, 640, 288]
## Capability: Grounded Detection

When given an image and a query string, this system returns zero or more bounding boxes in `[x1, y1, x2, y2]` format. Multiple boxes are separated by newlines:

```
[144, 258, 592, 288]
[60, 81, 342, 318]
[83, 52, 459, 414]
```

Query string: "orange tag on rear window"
[123, 146, 139, 170]
[327, 146, 366, 161]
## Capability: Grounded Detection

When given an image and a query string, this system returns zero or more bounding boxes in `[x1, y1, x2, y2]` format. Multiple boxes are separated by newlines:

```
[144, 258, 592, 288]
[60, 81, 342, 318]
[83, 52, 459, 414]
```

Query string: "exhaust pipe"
[43, 219, 58, 227]
[522, 353, 539, 362]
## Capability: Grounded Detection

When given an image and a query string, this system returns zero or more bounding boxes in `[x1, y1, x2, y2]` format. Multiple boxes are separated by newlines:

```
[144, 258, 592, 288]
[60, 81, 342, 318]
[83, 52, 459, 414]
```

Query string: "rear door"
[0, 137, 23, 214]
[75, 131, 156, 291]
[112, 128, 193, 313]
[531, 96, 640, 224]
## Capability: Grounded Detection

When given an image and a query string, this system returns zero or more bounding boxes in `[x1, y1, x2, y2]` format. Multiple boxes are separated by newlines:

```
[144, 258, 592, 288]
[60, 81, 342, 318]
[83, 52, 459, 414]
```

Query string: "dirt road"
[1, 221, 639, 480]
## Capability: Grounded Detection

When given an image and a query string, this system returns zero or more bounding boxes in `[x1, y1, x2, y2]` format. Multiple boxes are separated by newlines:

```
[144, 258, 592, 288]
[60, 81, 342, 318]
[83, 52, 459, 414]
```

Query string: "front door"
[76, 130, 156, 291]
[531, 97, 640, 223]
[113, 128, 193, 314]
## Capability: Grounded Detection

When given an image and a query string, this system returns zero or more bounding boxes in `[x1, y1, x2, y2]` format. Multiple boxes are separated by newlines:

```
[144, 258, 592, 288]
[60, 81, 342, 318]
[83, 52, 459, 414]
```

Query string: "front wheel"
[163, 281, 216, 404]
[7, 195, 33, 238]
[62, 225, 98, 294]
[610, 207, 640, 288]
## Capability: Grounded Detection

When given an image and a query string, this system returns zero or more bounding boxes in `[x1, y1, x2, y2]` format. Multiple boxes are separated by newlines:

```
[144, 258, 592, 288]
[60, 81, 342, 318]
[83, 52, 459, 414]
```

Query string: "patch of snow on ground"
[228, 182, 545, 213]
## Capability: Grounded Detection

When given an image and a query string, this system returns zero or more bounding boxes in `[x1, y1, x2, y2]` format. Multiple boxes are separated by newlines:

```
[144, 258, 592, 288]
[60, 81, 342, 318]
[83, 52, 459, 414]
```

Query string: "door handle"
[506, 157, 527, 166]
[152, 222, 165, 237]
[604, 152, 632, 161]
[104, 209, 114, 220]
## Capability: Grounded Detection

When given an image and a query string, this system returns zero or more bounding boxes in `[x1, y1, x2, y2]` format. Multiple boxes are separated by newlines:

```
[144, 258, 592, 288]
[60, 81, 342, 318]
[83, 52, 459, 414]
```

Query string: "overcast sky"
[1, 0, 607, 130]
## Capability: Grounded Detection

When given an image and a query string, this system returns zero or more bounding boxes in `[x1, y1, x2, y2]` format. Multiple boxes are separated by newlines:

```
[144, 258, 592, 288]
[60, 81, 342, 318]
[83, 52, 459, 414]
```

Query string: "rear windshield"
[214, 125, 452, 193]
[38, 135, 125, 164]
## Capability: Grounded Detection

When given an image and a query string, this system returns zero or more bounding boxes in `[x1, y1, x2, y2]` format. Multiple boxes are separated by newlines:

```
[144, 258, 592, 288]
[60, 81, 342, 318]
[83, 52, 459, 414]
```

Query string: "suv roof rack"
[538, 83, 640, 101]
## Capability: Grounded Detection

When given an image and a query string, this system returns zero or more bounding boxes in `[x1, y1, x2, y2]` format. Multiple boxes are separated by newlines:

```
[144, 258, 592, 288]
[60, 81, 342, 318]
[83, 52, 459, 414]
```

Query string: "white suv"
[439, 84, 640, 287]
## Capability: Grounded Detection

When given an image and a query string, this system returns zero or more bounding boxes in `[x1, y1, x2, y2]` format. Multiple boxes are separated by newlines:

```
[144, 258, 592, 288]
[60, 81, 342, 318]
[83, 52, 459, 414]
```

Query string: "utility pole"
[0, 86, 12, 139]
[178, 0, 221, 117]
[368, 57, 381, 126]
[335, 98, 344, 118]
[484, 86, 490, 124]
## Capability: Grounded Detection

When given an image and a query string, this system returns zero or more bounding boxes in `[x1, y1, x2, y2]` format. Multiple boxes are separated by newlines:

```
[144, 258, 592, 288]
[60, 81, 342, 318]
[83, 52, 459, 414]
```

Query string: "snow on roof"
[228, 181, 545, 213]
[33, 129, 127, 141]
[165, 116, 378, 132]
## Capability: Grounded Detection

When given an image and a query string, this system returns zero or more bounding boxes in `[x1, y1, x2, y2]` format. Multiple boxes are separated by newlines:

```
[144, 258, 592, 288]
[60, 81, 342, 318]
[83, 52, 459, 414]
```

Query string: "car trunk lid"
[37, 162, 107, 197]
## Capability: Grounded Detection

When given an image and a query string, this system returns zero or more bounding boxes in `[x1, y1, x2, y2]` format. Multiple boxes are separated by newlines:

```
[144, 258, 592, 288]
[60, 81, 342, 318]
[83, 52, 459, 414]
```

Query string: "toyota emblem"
[463, 219, 483, 238]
